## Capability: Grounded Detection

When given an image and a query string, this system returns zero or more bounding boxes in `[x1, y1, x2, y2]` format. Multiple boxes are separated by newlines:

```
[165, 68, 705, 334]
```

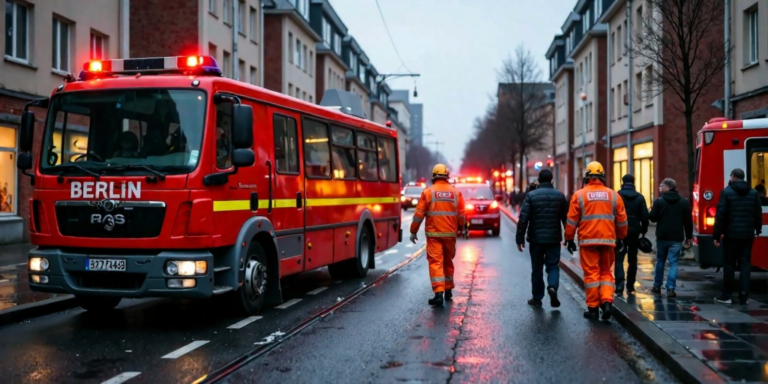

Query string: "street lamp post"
[580, 90, 587, 175]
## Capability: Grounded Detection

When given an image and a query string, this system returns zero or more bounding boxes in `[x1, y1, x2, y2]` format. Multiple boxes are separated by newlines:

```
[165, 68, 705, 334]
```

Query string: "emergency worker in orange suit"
[410, 164, 466, 307]
[564, 161, 628, 320]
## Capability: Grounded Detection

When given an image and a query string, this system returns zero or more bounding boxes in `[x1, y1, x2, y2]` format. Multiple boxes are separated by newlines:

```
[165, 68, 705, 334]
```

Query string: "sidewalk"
[502, 205, 768, 383]
[0, 243, 76, 324]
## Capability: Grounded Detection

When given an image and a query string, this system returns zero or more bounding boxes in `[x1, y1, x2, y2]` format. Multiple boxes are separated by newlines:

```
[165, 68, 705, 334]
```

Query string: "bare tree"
[631, 0, 732, 190]
[497, 44, 551, 188]
[460, 104, 509, 176]
[406, 144, 438, 180]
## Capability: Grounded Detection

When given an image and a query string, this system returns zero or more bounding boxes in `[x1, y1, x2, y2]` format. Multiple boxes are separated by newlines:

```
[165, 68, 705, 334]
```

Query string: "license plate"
[471, 219, 483, 224]
[85, 258, 126, 272]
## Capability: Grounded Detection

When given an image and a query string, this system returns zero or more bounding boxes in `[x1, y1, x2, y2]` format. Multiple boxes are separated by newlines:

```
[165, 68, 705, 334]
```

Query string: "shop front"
[0, 121, 22, 243]
[612, 141, 654, 207]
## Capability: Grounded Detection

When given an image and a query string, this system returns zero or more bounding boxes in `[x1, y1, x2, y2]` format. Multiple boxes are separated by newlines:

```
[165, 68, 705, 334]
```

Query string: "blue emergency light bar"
[79, 55, 223, 80]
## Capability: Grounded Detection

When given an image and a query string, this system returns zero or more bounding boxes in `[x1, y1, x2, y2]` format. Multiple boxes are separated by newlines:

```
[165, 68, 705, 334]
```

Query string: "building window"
[250, 66, 256, 84]
[288, 83, 293, 95]
[238, 59, 245, 81]
[583, 9, 590, 33]
[0, 125, 17, 214]
[350, 54, 357, 75]
[90, 32, 105, 60]
[616, 25, 622, 60]
[595, 0, 602, 22]
[295, 87, 301, 99]
[223, 51, 231, 78]
[295, 38, 302, 68]
[274, 114, 300, 173]
[288, 33, 294, 64]
[223, 0, 231, 23]
[302, 44, 308, 72]
[747, 9, 758, 64]
[52, 18, 71, 72]
[359, 64, 365, 83]
[302, 91, 307, 101]
[209, 43, 217, 60]
[322, 18, 332, 46]
[309, 51, 314, 76]
[249, 7, 257, 40]
[643, 65, 653, 105]
[5, 1, 29, 61]
[333, 33, 341, 55]
[610, 88, 615, 120]
[209, 0, 216, 13]
[610, 31, 616, 63]
[303, 119, 331, 177]
[238, 0, 245, 33]
[565, 37, 570, 54]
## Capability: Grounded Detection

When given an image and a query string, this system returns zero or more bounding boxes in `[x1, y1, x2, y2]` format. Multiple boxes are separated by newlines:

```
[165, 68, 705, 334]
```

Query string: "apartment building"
[546, 34, 575, 196]
[0, 0, 127, 243]
[263, 0, 319, 102]
[368, 65, 390, 125]
[729, 1, 768, 119]
[342, 36, 370, 118]
[309, 0, 348, 103]
[130, 0, 263, 86]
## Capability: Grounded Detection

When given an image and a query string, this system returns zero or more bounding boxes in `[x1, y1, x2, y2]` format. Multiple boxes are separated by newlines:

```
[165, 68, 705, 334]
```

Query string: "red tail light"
[465, 204, 474, 210]
[490, 201, 499, 209]
[706, 206, 716, 217]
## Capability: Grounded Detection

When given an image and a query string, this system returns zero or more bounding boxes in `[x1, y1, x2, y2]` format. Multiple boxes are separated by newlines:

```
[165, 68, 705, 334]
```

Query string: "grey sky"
[331, 0, 576, 172]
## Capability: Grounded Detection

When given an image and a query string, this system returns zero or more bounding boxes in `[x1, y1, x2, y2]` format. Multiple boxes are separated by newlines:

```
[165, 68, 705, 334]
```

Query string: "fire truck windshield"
[39, 89, 207, 176]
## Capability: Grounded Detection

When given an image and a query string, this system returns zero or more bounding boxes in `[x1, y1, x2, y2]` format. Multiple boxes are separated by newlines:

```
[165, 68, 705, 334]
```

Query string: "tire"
[76, 295, 121, 311]
[328, 227, 372, 279]
[491, 228, 500, 237]
[229, 242, 268, 315]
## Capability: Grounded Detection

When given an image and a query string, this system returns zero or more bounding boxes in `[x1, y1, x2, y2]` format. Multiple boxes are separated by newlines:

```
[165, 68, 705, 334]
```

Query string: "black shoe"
[445, 289, 453, 301]
[615, 289, 624, 296]
[715, 294, 732, 304]
[667, 290, 677, 298]
[651, 286, 661, 294]
[627, 286, 636, 295]
[528, 298, 543, 307]
[583, 307, 599, 320]
[428, 292, 444, 307]
[548, 287, 560, 308]
[600, 301, 613, 320]
[739, 294, 748, 305]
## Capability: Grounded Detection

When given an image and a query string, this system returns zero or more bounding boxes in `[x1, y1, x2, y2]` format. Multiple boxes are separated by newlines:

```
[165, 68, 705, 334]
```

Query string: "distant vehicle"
[455, 183, 502, 237]
[401, 185, 425, 210]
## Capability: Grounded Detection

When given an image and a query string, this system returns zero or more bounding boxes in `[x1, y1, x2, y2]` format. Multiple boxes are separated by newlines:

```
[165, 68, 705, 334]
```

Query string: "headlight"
[166, 261, 179, 275]
[412, 199, 418, 205]
[165, 260, 207, 276]
[401, 196, 406, 202]
[29, 257, 49, 271]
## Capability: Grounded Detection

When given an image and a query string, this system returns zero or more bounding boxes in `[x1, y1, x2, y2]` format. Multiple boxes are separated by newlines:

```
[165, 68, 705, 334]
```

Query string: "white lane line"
[227, 316, 263, 329]
[275, 298, 302, 309]
[101, 372, 141, 384]
[405, 243, 414, 248]
[307, 287, 328, 295]
[384, 249, 398, 255]
[161, 340, 209, 359]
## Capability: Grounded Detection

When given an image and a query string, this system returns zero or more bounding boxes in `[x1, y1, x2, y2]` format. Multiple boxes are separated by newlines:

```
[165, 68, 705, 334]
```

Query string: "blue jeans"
[654, 240, 682, 290]
[529, 243, 561, 299]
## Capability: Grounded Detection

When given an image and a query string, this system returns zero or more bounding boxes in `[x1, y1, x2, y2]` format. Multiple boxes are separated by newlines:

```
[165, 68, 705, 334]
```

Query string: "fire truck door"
[269, 109, 306, 273]
[745, 138, 768, 269]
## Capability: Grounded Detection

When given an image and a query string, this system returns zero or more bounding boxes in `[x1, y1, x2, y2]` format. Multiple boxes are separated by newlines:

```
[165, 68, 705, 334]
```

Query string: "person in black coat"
[615, 174, 650, 295]
[649, 178, 693, 298]
[713, 168, 763, 305]
[515, 170, 569, 308]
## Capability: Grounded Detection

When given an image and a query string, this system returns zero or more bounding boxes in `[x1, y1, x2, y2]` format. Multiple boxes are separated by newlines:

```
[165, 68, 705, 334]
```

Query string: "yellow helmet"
[585, 161, 605, 179]
[432, 164, 450, 179]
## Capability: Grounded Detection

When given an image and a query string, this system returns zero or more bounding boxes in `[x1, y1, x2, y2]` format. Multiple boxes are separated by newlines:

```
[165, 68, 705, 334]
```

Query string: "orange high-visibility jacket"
[410, 180, 466, 238]
[565, 180, 628, 246]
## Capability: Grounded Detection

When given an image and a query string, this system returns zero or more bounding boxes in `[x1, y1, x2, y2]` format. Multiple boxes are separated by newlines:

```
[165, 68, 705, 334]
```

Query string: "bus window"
[750, 151, 768, 202]
[273, 114, 299, 174]
[215, 103, 233, 169]
[303, 119, 331, 177]
[357, 132, 378, 181]
[330, 126, 357, 179]
[377, 137, 397, 182]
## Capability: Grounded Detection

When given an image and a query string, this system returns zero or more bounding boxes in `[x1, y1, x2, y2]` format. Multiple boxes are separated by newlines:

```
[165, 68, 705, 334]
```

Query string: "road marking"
[101, 372, 141, 384]
[161, 340, 210, 359]
[405, 244, 414, 248]
[227, 316, 263, 329]
[384, 249, 398, 255]
[275, 298, 302, 309]
[306, 287, 327, 295]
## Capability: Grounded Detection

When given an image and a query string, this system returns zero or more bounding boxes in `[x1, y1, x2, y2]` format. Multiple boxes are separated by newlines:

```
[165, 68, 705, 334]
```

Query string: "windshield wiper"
[104, 165, 167, 181]
[56, 163, 100, 182]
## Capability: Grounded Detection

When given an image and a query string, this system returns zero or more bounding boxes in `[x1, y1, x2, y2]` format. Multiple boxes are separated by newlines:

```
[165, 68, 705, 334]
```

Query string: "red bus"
[693, 117, 768, 270]
[16, 55, 402, 314]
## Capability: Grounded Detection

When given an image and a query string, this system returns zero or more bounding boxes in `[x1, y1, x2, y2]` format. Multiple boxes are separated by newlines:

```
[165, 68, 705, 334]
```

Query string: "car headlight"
[29, 257, 49, 271]
[166, 261, 207, 276]
[412, 199, 418, 205]
[401, 196, 406, 202]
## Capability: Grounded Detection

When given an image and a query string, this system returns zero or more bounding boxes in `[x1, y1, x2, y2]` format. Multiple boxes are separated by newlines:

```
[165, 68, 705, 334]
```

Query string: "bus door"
[745, 138, 768, 269]
[269, 108, 305, 276]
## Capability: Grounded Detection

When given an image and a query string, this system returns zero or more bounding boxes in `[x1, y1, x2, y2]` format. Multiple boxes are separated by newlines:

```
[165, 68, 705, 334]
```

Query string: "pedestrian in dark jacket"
[515, 170, 569, 308]
[713, 168, 763, 305]
[615, 174, 650, 295]
[649, 178, 693, 298]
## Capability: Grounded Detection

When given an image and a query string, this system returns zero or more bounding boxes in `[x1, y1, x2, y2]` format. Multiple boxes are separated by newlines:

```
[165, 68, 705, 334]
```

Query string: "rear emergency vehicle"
[453, 182, 502, 236]
[693, 117, 768, 270]
[16, 55, 402, 314]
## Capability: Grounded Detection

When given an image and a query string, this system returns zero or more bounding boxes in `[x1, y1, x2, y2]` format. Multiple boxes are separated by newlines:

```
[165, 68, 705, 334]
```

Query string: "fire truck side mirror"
[232, 104, 254, 149]
[232, 148, 255, 167]
[19, 111, 35, 152]
[17, 153, 32, 170]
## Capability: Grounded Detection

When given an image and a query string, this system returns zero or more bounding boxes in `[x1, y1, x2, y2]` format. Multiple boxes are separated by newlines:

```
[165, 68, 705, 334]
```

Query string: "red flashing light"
[84, 60, 111, 72]
[385, 120, 392, 128]
[179, 56, 207, 68]
[706, 206, 716, 217]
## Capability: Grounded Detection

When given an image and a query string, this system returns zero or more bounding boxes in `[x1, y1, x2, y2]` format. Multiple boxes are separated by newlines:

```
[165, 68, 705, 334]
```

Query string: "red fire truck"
[693, 117, 768, 270]
[16, 55, 402, 314]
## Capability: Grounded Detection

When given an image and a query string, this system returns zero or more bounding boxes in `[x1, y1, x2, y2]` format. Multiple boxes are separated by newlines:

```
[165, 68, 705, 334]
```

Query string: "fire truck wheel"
[232, 242, 268, 315]
[491, 228, 500, 237]
[76, 295, 122, 311]
[328, 227, 372, 279]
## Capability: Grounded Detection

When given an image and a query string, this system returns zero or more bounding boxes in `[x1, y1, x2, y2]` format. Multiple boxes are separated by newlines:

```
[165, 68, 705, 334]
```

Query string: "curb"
[0, 295, 78, 327]
[499, 206, 726, 384]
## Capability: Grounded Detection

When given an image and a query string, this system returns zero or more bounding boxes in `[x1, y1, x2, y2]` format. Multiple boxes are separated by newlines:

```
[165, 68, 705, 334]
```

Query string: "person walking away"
[615, 174, 650, 295]
[713, 168, 762, 305]
[564, 162, 628, 320]
[648, 178, 693, 298]
[410, 164, 466, 307]
[515, 170, 569, 308]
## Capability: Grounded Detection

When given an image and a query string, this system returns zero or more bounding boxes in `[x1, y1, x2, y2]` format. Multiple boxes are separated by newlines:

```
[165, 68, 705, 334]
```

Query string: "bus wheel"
[76, 295, 121, 311]
[232, 242, 268, 315]
[328, 227, 372, 279]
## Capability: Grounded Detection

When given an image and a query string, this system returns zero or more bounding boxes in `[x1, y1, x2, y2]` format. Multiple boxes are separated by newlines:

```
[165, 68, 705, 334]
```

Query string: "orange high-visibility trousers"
[426, 237, 456, 293]
[580, 245, 615, 308]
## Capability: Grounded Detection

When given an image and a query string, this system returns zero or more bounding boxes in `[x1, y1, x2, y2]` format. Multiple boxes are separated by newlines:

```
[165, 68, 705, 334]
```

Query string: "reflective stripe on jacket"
[564, 179, 628, 247]
[410, 180, 466, 238]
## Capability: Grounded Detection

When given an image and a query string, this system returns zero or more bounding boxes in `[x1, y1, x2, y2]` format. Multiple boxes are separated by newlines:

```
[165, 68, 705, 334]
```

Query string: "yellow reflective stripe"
[425, 231, 456, 237]
[212, 196, 399, 212]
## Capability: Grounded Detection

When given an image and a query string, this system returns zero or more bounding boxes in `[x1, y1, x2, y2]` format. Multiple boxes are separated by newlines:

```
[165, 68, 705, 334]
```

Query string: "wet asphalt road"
[0, 212, 680, 384]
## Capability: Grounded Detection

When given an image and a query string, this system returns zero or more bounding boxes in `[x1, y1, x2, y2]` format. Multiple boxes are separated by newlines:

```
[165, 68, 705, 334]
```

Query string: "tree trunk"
[518, 145, 526, 190]
[684, 110, 695, 199]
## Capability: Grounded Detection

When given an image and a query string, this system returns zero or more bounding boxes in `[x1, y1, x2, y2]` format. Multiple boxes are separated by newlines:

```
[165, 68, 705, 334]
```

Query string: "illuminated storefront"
[613, 142, 654, 207]
[0, 125, 17, 214]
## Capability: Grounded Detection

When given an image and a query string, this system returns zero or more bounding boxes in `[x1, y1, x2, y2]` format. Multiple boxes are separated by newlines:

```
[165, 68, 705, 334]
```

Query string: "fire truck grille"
[69, 271, 146, 291]
[55, 204, 166, 238]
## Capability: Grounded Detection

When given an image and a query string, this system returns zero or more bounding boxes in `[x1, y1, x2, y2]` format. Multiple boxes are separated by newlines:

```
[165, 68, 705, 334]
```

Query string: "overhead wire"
[374, 0, 413, 74]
